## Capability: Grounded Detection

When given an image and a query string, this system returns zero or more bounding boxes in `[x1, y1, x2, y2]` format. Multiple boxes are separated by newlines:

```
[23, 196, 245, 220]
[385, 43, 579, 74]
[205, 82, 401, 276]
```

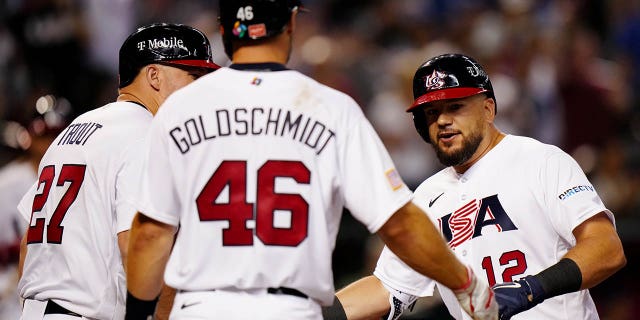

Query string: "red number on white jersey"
[27, 164, 87, 244]
[196, 160, 310, 247]
[481, 250, 528, 286]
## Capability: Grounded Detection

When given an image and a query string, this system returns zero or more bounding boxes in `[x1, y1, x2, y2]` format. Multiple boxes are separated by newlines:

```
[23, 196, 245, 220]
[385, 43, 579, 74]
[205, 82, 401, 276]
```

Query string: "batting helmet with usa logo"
[408, 53, 496, 143]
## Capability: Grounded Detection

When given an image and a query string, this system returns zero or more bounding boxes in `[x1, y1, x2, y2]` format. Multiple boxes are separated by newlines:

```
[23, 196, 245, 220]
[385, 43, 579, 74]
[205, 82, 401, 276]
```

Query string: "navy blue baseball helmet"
[408, 53, 495, 111]
[218, 0, 307, 59]
[409, 54, 496, 143]
[118, 23, 220, 88]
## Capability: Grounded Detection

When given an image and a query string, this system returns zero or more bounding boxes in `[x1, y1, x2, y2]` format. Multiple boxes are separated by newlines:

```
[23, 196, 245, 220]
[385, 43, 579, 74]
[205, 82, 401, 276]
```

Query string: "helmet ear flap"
[412, 111, 431, 144]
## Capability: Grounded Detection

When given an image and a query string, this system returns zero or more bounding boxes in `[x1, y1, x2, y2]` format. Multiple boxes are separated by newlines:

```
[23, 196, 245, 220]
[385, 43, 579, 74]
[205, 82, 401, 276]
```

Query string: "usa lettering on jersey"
[438, 195, 517, 248]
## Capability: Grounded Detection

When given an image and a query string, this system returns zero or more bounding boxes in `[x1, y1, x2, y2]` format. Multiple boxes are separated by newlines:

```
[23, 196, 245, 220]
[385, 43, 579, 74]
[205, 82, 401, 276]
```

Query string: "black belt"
[44, 300, 81, 317]
[180, 287, 308, 299]
[267, 287, 308, 299]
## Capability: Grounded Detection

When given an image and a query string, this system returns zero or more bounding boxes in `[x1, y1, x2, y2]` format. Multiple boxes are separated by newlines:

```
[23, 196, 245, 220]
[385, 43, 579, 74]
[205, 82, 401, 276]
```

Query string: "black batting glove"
[492, 275, 545, 320]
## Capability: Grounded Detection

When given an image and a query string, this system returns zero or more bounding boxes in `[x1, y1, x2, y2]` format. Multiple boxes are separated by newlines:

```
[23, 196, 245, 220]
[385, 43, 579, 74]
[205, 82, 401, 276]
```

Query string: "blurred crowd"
[1, 0, 639, 319]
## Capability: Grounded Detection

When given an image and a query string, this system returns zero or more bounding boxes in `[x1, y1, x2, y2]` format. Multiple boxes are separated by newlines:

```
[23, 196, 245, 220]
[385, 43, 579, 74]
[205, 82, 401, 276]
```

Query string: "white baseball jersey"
[133, 64, 413, 306]
[374, 135, 612, 319]
[17, 101, 151, 319]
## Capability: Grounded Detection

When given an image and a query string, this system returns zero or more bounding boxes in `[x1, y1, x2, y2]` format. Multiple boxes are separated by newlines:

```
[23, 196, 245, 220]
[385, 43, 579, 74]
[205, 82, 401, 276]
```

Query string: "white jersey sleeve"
[374, 245, 436, 297]
[115, 137, 148, 233]
[134, 118, 180, 226]
[339, 103, 413, 233]
[543, 151, 614, 244]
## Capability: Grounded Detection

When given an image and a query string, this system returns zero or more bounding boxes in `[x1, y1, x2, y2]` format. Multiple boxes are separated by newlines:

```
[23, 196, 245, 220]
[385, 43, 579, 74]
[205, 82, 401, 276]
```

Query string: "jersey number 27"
[196, 160, 310, 247]
[27, 164, 86, 244]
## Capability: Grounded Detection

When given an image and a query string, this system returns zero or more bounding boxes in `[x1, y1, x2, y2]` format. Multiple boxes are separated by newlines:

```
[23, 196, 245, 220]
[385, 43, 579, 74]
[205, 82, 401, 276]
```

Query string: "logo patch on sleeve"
[558, 185, 595, 200]
[385, 168, 404, 191]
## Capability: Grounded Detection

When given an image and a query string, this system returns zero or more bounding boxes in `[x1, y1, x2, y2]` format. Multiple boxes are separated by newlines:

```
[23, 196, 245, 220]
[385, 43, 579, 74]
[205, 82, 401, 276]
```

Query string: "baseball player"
[0, 101, 69, 320]
[124, 2, 497, 320]
[16, 23, 219, 320]
[324, 53, 626, 320]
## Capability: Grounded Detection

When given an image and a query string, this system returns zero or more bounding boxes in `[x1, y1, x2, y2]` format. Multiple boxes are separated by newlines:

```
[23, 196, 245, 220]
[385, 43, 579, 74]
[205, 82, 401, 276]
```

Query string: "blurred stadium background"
[1, 0, 639, 318]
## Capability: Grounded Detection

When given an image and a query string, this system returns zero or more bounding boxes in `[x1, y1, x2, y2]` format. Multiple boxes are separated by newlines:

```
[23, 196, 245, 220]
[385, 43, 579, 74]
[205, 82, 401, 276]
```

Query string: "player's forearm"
[127, 213, 176, 300]
[562, 212, 626, 289]
[117, 230, 130, 270]
[335, 275, 390, 320]
[377, 202, 467, 290]
[154, 285, 176, 320]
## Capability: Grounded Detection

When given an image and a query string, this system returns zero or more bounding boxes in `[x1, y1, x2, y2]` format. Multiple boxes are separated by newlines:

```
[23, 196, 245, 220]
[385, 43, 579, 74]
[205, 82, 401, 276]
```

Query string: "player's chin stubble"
[432, 131, 483, 167]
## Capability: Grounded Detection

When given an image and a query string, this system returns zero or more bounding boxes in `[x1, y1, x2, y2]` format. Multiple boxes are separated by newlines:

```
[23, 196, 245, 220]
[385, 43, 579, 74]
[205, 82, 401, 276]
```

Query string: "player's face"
[422, 94, 491, 167]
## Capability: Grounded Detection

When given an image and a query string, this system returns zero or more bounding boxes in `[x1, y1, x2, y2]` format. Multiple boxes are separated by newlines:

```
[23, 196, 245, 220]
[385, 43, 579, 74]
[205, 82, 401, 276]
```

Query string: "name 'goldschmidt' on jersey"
[168, 106, 336, 155]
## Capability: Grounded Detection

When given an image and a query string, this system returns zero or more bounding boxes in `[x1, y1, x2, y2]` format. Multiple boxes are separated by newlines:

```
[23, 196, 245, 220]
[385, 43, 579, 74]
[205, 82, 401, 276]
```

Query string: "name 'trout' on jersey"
[17, 102, 152, 319]
[132, 66, 413, 306]
[374, 135, 611, 320]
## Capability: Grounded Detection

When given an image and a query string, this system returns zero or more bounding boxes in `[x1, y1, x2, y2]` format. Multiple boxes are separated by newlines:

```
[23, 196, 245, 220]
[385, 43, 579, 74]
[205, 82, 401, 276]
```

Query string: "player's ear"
[483, 96, 496, 122]
[286, 9, 298, 35]
[146, 64, 161, 91]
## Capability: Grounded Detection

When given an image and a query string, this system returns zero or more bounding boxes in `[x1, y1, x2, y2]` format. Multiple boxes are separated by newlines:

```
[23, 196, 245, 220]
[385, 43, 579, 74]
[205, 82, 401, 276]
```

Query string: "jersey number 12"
[481, 250, 528, 286]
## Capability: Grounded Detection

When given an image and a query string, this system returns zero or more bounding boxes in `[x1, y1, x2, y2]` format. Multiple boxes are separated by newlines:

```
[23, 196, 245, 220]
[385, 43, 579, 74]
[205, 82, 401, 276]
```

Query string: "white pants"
[20, 300, 82, 320]
[170, 289, 322, 320]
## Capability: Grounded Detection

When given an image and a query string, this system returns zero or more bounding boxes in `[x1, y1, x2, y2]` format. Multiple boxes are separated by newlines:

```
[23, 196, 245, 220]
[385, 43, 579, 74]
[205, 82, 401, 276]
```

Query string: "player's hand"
[491, 275, 545, 320]
[453, 266, 498, 320]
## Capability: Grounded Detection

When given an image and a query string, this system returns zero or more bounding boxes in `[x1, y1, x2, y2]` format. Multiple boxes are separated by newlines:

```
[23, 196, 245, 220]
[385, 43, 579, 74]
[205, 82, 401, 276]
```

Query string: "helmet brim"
[407, 87, 488, 112]
[168, 59, 221, 70]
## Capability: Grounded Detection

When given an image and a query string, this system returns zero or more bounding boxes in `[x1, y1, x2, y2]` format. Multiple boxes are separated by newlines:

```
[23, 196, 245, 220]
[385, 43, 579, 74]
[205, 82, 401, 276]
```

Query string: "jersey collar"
[229, 63, 289, 71]
[125, 100, 148, 111]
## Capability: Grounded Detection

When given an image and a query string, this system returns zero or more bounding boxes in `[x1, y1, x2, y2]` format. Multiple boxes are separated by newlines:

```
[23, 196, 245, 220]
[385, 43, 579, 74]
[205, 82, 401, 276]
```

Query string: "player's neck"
[117, 89, 158, 115]
[232, 35, 290, 65]
[453, 128, 505, 174]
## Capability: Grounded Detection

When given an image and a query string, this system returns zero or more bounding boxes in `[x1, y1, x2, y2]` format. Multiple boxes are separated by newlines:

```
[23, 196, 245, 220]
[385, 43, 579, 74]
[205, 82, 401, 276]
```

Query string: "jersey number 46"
[196, 160, 309, 247]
